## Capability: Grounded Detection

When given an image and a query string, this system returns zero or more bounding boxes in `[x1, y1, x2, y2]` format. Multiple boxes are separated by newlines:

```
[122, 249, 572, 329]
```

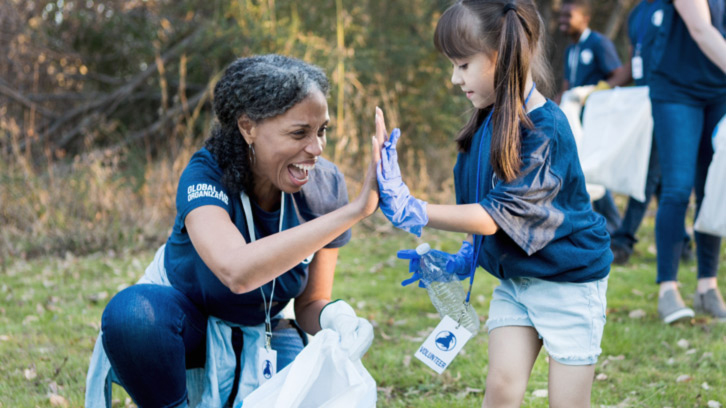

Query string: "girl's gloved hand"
[445, 241, 474, 280]
[376, 128, 429, 237]
[319, 300, 374, 360]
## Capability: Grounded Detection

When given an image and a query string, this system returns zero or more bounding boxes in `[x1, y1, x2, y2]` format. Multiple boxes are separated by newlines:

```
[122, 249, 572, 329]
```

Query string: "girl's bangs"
[434, 3, 485, 59]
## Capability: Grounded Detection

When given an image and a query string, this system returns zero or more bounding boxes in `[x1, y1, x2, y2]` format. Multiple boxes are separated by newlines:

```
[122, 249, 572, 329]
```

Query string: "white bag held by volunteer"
[694, 114, 726, 237]
[559, 85, 606, 201]
[239, 329, 377, 408]
[580, 86, 653, 202]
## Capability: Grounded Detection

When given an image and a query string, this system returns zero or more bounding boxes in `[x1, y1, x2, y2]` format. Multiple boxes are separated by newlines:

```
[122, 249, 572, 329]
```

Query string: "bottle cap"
[415, 243, 431, 255]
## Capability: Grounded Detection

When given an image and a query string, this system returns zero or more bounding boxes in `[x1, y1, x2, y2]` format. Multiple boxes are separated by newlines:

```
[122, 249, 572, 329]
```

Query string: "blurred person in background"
[557, 0, 629, 236]
[647, 0, 726, 324]
[608, 0, 694, 265]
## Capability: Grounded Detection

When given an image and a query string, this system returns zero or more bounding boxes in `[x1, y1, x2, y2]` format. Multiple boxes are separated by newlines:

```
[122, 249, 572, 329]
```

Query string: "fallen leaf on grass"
[24, 366, 37, 380]
[675, 374, 692, 383]
[0, 335, 10, 341]
[49, 394, 69, 407]
[595, 373, 608, 381]
[702, 382, 711, 390]
[677, 339, 689, 349]
[628, 309, 646, 319]
[379, 330, 391, 341]
[707, 401, 722, 408]
[532, 389, 548, 398]
[631, 289, 644, 296]
[403, 355, 411, 367]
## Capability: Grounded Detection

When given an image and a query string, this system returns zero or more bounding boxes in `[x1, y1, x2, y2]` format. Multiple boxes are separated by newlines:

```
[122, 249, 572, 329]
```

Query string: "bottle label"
[414, 315, 473, 374]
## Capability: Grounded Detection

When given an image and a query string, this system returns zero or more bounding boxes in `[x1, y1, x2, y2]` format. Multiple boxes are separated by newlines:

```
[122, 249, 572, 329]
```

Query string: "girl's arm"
[675, 0, 726, 73]
[294, 247, 338, 334]
[185, 112, 386, 295]
[426, 204, 499, 236]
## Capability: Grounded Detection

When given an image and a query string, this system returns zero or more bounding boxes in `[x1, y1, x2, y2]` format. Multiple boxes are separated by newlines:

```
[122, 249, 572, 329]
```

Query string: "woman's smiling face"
[239, 88, 330, 206]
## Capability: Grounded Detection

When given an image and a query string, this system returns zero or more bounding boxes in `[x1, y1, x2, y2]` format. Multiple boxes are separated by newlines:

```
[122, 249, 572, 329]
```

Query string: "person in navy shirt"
[377, 1, 611, 405]
[95, 55, 386, 406]
[647, 0, 726, 323]
[609, 0, 693, 265]
[557, 0, 629, 237]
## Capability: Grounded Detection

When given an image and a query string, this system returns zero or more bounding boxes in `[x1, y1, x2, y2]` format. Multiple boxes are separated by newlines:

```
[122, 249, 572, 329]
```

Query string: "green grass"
[1, 214, 725, 407]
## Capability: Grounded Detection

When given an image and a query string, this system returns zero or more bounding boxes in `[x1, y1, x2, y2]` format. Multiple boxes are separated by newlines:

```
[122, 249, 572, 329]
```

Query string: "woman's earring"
[248, 143, 256, 165]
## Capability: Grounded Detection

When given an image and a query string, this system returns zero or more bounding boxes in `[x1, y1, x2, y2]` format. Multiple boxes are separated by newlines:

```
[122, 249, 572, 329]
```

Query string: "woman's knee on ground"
[101, 285, 175, 351]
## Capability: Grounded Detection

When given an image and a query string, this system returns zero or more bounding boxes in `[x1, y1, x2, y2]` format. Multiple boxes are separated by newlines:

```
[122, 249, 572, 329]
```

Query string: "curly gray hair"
[205, 55, 330, 194]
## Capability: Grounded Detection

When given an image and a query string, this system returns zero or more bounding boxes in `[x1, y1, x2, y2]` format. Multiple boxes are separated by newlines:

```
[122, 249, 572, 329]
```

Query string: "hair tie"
[503, 3, 517, 14]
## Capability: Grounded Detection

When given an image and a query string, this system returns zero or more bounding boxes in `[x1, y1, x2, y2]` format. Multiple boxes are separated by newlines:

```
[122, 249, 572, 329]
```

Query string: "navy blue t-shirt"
[453, 101, 612, 282]
[564, 29, 623, 87]
[649, 0, 726, 103]
[628, 0, 666, 86]
[164, 148, 351, 325]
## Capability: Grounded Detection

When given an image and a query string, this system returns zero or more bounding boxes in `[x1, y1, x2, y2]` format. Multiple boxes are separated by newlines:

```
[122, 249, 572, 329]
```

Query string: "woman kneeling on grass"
[376, 1, 611, 406]
[86, 54, 386, 407]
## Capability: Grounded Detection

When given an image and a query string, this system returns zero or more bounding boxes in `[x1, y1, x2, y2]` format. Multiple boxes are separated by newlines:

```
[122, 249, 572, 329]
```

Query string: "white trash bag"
[694, 113, 726, 237]
[239, 329, 377, 408]
[559, 85, 606, 201]
[580, 86, 653, 202]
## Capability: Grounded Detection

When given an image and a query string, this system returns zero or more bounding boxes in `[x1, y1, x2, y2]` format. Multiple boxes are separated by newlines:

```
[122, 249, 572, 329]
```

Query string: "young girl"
[376, 1, 611, 406]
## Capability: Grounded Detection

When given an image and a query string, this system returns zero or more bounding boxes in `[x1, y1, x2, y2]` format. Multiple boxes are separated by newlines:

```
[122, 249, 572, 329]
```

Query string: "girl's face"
[449, 52, 496, 109]
[240, 89, 329, 201]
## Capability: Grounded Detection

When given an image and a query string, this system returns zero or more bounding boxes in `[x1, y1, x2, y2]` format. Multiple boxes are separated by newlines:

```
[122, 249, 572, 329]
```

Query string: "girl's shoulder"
[522, 100, 579, 158]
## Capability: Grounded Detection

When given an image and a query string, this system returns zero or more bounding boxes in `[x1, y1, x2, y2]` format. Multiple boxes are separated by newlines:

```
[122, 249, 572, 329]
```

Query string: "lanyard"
[568, 28, 591, 85]
[634, 0, 660, 55]
[466, 83, 536, 304]
[241, 190, 285, 350]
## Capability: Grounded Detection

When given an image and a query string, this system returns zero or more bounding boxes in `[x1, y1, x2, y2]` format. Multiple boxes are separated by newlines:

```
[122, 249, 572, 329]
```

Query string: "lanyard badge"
[241, 190, 287, 384]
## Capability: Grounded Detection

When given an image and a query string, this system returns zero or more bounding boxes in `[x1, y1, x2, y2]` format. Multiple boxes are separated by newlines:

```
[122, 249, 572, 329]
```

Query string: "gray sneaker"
[658, 289, 694, 324]
[694, 289, 726, 322]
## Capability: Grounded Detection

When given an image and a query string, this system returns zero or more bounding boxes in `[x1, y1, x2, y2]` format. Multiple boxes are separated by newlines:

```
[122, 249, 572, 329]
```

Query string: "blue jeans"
[651, 99, 726, 283]
[101, 284, 305, 407]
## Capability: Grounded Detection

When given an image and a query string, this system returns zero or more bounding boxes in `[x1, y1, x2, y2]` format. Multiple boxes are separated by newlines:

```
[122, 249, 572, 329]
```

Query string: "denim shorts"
[486, 276, 608, 366]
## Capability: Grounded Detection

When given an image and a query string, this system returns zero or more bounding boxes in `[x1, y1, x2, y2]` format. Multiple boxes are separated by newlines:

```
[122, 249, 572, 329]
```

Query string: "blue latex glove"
[377, 128, 429, 237]
[398, 245, 472, 286]
[445, 241, 474, 280]
[397, 248, 425, 287]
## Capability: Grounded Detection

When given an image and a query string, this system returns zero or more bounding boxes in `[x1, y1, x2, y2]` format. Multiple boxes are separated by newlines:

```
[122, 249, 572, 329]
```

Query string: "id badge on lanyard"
[241, 191, 286, 384]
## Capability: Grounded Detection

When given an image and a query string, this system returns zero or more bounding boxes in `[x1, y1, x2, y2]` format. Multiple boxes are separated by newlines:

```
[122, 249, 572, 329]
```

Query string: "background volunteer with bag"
[87, 55, 383, 407]
[608, 0, 693, 265]
[376, 1, 611, 406]
[557, 0, 629, 235]
[647, 0, 726, 323]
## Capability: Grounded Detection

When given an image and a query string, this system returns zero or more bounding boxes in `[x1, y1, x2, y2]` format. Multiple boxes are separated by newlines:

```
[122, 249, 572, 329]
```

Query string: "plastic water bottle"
[416, 243, 480, 335]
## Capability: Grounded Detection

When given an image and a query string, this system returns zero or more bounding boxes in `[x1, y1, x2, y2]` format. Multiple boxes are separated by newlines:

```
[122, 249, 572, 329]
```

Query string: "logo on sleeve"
[652, 9, 663, 27]
[187, 183, 229, 205]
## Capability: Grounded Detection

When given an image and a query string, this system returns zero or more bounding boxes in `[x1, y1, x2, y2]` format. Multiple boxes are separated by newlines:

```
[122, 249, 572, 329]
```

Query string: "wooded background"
[0, 0, 637, 260]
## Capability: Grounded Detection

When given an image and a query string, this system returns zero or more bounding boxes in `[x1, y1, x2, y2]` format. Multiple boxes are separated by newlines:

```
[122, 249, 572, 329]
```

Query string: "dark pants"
[592, 190, 621, 235]
[102, 284, 304, 407]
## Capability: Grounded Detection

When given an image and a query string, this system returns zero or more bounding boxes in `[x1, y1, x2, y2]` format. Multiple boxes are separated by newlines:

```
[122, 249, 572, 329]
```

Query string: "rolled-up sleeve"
[479, 135, 565, 256]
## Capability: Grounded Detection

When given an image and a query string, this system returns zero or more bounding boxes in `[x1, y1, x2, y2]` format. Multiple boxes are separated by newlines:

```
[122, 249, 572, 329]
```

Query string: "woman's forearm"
[187, 202, 364, 294]
[676, 0, 726, 73]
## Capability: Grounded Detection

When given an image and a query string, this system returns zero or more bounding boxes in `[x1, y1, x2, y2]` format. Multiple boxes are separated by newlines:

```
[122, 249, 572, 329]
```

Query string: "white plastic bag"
[559, 85, 606, 200]
[579, 86, 653, 202]
[694, 114, 726, 237]
[240, 329, 377, 408]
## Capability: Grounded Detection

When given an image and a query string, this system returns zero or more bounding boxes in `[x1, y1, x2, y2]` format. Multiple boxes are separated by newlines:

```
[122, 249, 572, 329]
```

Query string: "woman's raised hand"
[353, 107, 386, 218]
